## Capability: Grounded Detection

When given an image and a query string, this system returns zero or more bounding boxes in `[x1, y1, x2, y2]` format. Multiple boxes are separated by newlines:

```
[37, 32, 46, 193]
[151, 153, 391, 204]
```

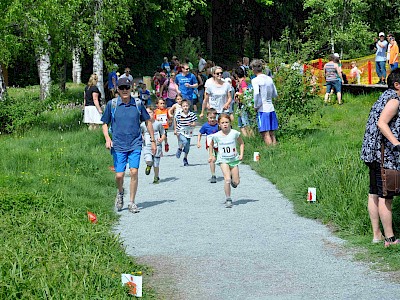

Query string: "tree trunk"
[37, 35, 52, 100]
[93, 0, 104, 103]
[58, 60, 67, 92]
[72, 47, 82, 84]
[206, 0, 213, 59]
[0, 64, 6, 100]
[93, 31, 104, 102]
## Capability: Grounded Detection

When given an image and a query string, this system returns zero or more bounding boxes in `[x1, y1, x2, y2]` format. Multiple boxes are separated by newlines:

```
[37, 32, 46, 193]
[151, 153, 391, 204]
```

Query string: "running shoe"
[210, 175, 217, 183]
[153, 177, 160, 184]
[128, 202, 140, 213]
[176, 148, 182, 158]
[231, 181, 238, 188]
[384, 239, 400, 248]
[165, 143, 169, 152]
[115, 190, 124, 211]
[183, 158, 189, 166]
[145, 165, 151, 175]
[225, 198, 233, 208]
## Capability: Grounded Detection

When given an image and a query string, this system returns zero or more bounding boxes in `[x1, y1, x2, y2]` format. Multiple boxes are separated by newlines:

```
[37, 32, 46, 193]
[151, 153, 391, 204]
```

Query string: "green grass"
[243, 92, 400, 272]
[0, 84, 156, 299]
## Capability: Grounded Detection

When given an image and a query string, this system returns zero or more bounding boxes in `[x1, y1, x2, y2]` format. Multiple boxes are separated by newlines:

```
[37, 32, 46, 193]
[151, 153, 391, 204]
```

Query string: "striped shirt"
[324, 62, 338, 82]
[176, 111, 197, 138]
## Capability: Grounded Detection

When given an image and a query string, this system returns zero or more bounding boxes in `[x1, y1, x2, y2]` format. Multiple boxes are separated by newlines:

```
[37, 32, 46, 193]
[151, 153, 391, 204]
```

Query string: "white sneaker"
[115, 190, 124, 211]
[128, 202, 140, 213]
[225, 198, 233, 208]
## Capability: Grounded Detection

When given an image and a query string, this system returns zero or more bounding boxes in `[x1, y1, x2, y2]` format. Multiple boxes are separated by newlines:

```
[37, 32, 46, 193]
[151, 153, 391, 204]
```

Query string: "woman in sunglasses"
[200, 66, 232, 119]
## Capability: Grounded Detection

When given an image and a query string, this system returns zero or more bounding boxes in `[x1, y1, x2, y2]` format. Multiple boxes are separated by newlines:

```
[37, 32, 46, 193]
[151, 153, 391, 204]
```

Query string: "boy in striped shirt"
[175, 99, 197, 166]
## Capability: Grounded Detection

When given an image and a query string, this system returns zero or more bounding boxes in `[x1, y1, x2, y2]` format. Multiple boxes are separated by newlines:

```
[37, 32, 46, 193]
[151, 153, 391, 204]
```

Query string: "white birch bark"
[37, 35, 52, 100]
[0, 64, 6, 100]
[93, 32, 104, 101]
[93, 0, 104, 102]
[72, 47, 82, 84]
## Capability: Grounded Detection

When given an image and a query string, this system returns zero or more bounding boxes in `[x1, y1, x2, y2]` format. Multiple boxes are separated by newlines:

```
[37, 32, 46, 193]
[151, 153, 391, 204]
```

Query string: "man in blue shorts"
[101, 77, 156, 213]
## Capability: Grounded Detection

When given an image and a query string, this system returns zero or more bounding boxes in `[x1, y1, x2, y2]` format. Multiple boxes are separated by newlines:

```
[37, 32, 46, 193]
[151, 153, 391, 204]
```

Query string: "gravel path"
[115, 126, 400, 299]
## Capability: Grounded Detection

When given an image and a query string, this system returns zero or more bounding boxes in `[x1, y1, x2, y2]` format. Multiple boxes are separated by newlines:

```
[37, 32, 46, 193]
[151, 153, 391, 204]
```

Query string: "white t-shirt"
[119, 73, 133, 82]
[205, 80, 231, 113]
[198, 58, 207, 72]
[211, 129, 241, 164]
[251, 74, 278, 113]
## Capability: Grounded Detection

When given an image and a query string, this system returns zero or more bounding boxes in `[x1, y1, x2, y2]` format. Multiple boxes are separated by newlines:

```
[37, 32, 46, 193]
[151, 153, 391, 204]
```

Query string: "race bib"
[220, 140, 236, 159]
[157, 113, 168, 125]
[181, 126, 193, 138]
[145, 132, 160, 146]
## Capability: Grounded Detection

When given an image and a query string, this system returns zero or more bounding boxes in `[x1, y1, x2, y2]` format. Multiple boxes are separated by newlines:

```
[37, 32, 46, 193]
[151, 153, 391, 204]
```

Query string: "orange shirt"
[390, 43, 399, 64]
[154, 108, 169, 129]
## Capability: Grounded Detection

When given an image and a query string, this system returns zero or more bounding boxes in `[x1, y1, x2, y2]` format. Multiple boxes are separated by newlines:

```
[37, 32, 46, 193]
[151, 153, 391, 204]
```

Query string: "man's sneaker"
[384, 238, 400, 248]
[165, 143, 169, 152]
[210, 175, 217, 183]
[176, 148, 182, 158]
[225, 198, 233, 208]
[128, 202, 140, 213]
[115, 190, 124, 211]
[153, 177, 160, 184]
[183, 158, 189, 166]
[145, 165, 151, 175]
[231, 181, 238, 188]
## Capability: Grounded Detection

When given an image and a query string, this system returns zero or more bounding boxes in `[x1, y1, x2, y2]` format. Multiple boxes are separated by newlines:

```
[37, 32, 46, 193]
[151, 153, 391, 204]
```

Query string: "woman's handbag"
[380, 143, 400, 196]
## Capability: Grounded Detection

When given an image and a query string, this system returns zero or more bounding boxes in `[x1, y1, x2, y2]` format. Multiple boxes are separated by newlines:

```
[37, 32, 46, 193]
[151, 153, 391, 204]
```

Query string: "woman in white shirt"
[251, 59, 279, 145]
[200, 66, 232, 118]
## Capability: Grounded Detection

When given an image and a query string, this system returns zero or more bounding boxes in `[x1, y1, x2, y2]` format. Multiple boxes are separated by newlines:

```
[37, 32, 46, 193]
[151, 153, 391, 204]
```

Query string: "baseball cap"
[379, 32, 385, 37]
[118, 77, 132, 87]
[333, 53, 340, 58]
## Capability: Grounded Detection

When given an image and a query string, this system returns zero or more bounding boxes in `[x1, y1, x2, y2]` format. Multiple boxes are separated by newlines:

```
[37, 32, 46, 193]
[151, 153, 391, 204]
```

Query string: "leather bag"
[380, 143, 400, 196]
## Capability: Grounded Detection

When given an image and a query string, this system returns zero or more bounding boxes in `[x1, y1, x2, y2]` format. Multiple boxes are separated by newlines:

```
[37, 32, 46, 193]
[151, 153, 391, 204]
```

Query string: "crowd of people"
[82, 54, 279, 213]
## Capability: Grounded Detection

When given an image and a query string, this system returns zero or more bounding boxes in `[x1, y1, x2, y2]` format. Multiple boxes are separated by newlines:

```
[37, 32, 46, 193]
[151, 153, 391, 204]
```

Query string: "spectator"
[198, 53, 207, 72]
[119, 67, 133, 82]
[83, 74, 103, 130]
[360, 68, 400, 247]
[324, 54, 343, 105]
[389, 37, 399, 71]
[375, 32, 388, 84]
[107, 64, 118, 101]
[161, 57, 171, 76]
[251, 59, 279, 146]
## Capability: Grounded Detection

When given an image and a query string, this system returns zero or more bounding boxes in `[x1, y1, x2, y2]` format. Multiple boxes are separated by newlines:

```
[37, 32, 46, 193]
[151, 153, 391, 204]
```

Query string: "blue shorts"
[326, 80, 341, 93]
[112, 149, 141, 172]
[166, 98, 176, 108]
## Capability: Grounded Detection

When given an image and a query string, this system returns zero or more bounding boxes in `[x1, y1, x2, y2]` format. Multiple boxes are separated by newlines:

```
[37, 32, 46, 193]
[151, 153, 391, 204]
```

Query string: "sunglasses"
[215, 72, 222, 75]
[184, 68, 189, 70]
[126, 70, 131, 73]
[118, 85, 130, 90]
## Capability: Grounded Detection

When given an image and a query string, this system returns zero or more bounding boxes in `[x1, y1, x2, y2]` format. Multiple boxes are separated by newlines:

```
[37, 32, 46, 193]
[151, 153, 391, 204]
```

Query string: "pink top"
[166, 78, 178, 99]
[239, 79, 248, 93]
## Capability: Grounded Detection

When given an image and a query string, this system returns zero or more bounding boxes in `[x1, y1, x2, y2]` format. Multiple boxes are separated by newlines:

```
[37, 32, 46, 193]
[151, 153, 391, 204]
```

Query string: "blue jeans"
[376, 61, 386, 80]
[178, 135, 191, 154]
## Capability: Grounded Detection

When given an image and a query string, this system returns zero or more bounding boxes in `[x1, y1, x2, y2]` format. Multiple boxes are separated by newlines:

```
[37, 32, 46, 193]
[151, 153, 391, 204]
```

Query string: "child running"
[141, 107, 166, 184]
[175, 99, 197, 166]
[154, 98, 170, 152]
[197, 108, 219, 183]
[209, 113, 244, 208]
[168, 95, 183, 148]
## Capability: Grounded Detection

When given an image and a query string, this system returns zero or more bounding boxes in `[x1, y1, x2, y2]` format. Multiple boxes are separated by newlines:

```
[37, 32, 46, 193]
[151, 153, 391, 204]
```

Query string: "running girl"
[208, 113, 244, 208]
[168, 95, 183, 148]
[141, 107, 166, 184]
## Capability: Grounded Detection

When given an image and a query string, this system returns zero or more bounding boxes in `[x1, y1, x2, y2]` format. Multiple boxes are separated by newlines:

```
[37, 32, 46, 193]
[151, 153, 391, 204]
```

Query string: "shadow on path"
[233, 199, 259, 206]
[138, 200, 176, 210]
[159, 177, 179, 183]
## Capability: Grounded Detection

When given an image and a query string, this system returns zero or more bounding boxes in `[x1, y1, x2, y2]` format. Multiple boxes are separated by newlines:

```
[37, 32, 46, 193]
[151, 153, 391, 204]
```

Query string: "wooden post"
[368, 61, 372, 85]
[318, 58, 323, 70]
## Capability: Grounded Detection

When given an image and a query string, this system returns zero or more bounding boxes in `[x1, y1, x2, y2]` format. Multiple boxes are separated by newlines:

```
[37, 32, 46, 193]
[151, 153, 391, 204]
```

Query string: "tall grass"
[243, 93, 400, 269]
[0, 85, 156, 299]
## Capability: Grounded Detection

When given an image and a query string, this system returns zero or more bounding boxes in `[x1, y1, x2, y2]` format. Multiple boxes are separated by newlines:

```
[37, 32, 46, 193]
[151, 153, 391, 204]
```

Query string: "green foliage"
[173, 36, 205, 69]
[273, 65, 321, 138]
[0, 90, 156, 298]
[0, 84, 83, 134]
[243, 92, 400, 269]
